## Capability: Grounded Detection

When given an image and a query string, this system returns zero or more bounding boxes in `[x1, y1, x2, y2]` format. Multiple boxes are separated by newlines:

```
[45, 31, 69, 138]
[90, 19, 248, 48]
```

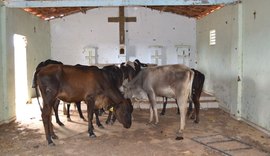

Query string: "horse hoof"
[160, 112, 165, 116]
[194, 120, 199, 124]
[82, 118, 87, 122]
[67, 118, 72, 122]
[52, 135, 58, 139]
[175, 136, 184, 140]
[48, 142, 56, 146]
[89, 134, 96, 138]
[57, 122, 65, 126]
[146, 122, 158, 127]
[98, 125, 105, 129]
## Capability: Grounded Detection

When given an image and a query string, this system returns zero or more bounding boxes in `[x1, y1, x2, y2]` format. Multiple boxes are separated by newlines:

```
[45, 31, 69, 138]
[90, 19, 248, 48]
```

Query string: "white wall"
[241, 0, 270, 131]
[0, 4, 7, 124]
[50, 7, 196, 66]
[0, 6, 51, 124]
[197, 0, 270, 132]
[197, 5, 239, 113]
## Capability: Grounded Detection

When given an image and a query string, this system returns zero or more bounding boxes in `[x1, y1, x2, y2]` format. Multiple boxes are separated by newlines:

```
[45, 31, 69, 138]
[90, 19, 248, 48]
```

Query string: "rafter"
[5, 0, 238, 8]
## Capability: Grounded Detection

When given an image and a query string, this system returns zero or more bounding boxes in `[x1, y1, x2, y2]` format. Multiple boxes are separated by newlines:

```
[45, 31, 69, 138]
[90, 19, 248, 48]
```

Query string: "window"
[209, 29, 216, 45]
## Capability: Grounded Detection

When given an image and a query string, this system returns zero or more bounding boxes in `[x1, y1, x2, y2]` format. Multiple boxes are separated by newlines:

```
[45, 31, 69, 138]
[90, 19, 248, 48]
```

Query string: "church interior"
[0, 0, 270, 155]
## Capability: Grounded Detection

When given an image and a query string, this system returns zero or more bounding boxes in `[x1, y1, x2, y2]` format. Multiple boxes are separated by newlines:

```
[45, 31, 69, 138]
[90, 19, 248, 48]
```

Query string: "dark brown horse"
[105, 59, 148, 124]
[33, 60, 88, 126]
[33, 64, 133, 145]
[54, 64, 125, 127]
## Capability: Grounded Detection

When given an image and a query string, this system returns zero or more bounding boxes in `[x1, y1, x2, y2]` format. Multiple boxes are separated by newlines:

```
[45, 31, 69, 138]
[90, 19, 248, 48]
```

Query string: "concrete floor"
[0, 102, 270, 156]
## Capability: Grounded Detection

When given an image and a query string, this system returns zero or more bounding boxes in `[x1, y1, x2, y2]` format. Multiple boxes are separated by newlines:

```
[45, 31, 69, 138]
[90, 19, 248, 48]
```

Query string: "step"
[132, 92, 219, 109]
[31, 92, 219, 110]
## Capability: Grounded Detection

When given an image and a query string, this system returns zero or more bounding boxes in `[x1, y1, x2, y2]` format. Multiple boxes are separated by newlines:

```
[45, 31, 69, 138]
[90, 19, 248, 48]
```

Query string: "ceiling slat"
[5, 0, 238, 8]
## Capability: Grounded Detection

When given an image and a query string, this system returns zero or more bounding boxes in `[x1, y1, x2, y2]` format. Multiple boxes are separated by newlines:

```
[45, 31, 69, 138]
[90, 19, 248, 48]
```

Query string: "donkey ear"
[122, 83, 127, 89]
[142, 63, 148, 67]
[134, 59, 140, 63]
[127, 98, 132, 103]
[114, 103, 120, 109]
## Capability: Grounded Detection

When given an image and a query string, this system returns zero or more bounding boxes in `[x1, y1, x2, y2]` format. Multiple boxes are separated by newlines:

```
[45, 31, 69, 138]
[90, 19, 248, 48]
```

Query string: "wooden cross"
[108, 6, 136, 54]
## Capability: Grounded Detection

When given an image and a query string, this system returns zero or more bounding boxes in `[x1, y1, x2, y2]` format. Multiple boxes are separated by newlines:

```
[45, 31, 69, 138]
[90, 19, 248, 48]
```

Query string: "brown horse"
[33, 64, 133, 145]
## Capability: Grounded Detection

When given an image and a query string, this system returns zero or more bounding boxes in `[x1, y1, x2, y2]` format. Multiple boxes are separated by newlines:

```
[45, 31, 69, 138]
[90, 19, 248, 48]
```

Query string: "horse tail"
[32, 70, 43, 112]
[32, 59, 63, 111]
[35, 85, 43, 112]
[188, 69, 195, 102]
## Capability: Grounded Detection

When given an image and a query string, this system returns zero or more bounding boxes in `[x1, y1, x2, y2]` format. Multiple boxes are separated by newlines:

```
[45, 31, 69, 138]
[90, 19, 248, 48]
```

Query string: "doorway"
[13, 34, 28, 120]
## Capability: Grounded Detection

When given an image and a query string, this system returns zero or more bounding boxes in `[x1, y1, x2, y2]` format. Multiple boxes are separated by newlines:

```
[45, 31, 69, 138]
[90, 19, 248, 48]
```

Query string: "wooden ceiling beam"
[5, 0, 238, 8]
[147, 5, 223, 18]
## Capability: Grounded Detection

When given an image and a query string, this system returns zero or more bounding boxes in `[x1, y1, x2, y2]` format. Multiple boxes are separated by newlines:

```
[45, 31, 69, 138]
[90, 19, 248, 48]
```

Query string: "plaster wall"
[197, 0, 270, 132]
[0, 4, 7, 123]
[197, 5, 239, 113]
[50, 7, 196, 66]
[241, 0, 270, 131]
[0, 7, 50, 124]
